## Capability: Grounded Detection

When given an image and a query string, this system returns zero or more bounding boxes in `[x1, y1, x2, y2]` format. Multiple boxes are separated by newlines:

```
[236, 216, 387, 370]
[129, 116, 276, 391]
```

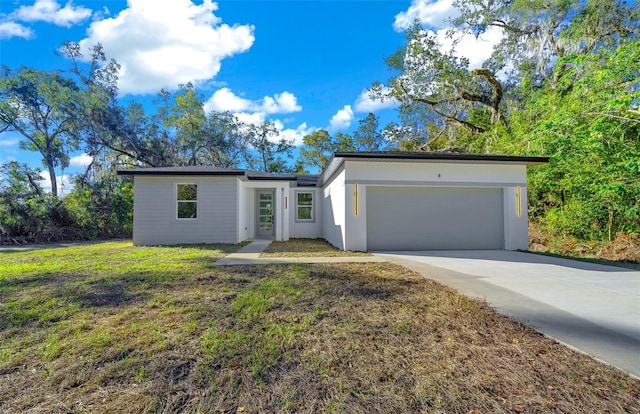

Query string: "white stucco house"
[117, 151, 548, 251]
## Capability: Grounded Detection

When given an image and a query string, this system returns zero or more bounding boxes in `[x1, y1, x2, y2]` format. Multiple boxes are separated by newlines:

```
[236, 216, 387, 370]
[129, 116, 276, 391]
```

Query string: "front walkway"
[214, 240, 386, 265]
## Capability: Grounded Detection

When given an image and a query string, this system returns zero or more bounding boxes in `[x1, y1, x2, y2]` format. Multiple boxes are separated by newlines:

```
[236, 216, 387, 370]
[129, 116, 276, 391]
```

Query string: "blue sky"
[0, 0, 500, 191]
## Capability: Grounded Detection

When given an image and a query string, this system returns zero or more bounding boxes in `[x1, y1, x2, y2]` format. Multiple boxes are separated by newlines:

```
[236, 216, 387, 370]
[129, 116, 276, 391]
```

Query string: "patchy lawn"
[1, 243, 639, 413]
[261, 238, 370, 257]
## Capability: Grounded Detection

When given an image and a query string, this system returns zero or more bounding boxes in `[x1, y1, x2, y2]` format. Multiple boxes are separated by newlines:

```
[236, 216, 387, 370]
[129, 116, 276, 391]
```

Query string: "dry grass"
[529, 223, 640, 269]
[1, 243, 639, 413]
[261, 238, 370, 257]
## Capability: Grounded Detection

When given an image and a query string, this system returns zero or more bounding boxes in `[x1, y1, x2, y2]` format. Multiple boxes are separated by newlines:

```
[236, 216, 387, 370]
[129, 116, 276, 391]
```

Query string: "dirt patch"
[261, 238, 370, 257]
[529, 223, 640, 267]
[2, 245, 639, 413]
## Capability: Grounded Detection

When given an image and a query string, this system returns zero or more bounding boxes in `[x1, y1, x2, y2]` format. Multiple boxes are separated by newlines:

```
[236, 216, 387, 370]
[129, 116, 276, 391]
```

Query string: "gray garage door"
[366, 186, 504, 251]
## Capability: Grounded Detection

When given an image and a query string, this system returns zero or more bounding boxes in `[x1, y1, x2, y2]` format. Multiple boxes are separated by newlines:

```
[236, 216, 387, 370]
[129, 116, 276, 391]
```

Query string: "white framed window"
[177, 183, 197, 219]
[296, 191, 314, 221]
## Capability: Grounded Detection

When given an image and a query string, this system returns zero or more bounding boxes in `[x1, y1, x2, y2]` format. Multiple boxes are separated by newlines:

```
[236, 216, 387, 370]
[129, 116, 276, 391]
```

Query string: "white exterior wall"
[345, 160, 525, 185]
[503, 186, 529, 250]
[238, 183, 251, 242]
[321, 167, 346, 250]
[344, 183, 367, 251]
[133, 176, 238, 245]
[341, 160, 529, 251]
[289, 188, 323, 238]
[238, 180, 290, 241]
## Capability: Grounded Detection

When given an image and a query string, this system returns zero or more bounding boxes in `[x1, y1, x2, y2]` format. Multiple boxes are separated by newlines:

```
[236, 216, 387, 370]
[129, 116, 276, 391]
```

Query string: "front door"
[256, 190, 275, 238]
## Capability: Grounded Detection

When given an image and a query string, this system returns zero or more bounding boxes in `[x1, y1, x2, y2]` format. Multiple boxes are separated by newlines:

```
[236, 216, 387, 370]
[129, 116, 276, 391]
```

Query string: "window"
[296, 191, 313, 221]
[177, 184, 197, 219]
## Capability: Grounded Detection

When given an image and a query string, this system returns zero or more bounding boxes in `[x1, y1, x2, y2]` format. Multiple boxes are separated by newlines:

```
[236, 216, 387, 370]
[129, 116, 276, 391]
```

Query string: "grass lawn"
[261, 238, 370, 257]
[1, 242, 639, 413]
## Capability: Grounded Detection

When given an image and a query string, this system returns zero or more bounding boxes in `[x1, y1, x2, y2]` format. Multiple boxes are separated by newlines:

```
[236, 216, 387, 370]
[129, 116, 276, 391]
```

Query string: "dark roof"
[116, 166, 319, 186]
[116, 166, 245, 176]
[333, 151, 549, 164]
[117, 152, 548, 186]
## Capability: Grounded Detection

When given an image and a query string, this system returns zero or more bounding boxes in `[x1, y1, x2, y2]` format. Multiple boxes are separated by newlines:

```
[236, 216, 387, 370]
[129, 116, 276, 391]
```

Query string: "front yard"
[1, 242, 638, 413]
[261, 238, 370, 257]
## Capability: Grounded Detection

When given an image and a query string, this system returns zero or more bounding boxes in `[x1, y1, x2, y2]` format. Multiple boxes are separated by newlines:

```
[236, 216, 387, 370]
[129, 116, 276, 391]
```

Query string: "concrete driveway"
[374, 250, 640, 378]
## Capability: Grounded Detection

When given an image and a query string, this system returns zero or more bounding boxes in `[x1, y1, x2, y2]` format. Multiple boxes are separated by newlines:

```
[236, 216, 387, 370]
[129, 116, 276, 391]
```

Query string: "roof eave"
[116, 170, 245, 176]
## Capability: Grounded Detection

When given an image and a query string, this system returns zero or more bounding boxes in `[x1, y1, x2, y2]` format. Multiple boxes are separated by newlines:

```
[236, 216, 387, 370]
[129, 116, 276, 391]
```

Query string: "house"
[116, 151, 548, 251]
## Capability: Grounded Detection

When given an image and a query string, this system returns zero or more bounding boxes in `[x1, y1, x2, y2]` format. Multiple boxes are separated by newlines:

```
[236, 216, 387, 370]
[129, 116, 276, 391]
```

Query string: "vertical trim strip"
[515, 186, 522, 217]
[354, 184, 359, 216]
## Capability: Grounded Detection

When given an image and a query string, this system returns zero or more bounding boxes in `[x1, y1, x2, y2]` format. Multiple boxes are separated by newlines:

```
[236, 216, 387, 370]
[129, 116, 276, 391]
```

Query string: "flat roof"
[116, 166, 320, 185]
[117, 152, 549, 186]
[333, 151, 549, 164]
[116, 166, 246, 176]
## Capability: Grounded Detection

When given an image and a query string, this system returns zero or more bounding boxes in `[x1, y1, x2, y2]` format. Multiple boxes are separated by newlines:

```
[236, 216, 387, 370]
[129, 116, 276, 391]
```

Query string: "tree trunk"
[46, 159, 58, 197]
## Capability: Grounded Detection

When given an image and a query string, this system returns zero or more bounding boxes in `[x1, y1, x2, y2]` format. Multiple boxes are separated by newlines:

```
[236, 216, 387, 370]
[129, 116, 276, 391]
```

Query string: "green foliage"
[247, 121, 294, 173]
[0, 160, 132, 243]
[521, 42, 640, 240]
[377, 0, 640, 244]
[298, 129, 357, 171]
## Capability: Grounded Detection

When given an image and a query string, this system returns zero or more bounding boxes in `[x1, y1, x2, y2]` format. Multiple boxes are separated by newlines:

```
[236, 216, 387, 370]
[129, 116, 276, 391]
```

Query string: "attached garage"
[366, 186, 504, 251]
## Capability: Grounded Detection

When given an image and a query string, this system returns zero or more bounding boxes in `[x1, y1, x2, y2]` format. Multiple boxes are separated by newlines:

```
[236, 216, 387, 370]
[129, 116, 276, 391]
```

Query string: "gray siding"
[366, 186, 504, 250]
[289, 188, 323, 239]
[133, 176, 238, 245]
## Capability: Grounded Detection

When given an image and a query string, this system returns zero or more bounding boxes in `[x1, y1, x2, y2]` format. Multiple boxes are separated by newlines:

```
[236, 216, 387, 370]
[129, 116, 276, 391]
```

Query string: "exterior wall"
[238, 183, 251, 242]
[321, 167, 346, 250]
[345, 160, 525, 185]
[289, 188, 323, 239]
[503, 186, 529, 250]
[238, 181, 290, 241]
[133, 176, 238, 245]
[342, 160, 529, 251]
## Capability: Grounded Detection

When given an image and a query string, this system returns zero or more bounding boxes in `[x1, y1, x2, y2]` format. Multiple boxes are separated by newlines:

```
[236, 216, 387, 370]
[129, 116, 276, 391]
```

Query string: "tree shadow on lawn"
[0, 269, 193, 332]
[217, 262, 425, 302]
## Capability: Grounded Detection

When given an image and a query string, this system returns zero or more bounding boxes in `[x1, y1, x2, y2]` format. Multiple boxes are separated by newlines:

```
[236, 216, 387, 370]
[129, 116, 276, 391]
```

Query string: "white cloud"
[204, 88, 253, 113]
[78, 0, 254, 94]
[394, 0, 457, 31]
[260, 92, 302, 114]
[39, 171, 73, 195]
[328, 105, 354, 132]
[231, 113, 312, 146]
[12, 0, 92, 27]
[393, 1, 502, 69]
[435, 26, 502, 69]
[354, 88, 399, 113]
[0, 21, 34, 39]
[69, 153, 93, 168]
[204, 88, 302, 114]
[233, 111, 266, 127]
[274, 121, 315, 146]
[0, 138, 21, 147]
[203, 87, 306, 145]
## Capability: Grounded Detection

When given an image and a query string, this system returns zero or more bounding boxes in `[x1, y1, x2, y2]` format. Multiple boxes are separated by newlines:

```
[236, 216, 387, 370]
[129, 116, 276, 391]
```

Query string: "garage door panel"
[366, 186, 503, 251]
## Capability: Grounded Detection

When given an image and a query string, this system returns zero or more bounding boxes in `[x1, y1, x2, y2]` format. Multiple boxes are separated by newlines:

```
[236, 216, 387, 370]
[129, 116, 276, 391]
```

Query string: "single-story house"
[117, 151, 548, 251]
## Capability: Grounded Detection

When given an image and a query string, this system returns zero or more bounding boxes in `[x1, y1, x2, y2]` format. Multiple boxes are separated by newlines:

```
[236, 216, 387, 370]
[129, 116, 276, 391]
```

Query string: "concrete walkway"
[214, 240, 386, 265]
[375, 250, 640, 378]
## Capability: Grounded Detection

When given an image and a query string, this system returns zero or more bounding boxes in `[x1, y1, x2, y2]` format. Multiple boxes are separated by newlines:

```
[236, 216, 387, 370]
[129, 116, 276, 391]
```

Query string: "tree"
[353, 113, 386, 151]
[298, 129, 355, 171]
[518, 41, 640, 240]
[0, 42, 121, 197]
[157, 83, 207, 165]
[375, 26, 506, 148]
[0, 67, 80, 197]
[376, 0, 639, 150]
[247, 121, 294, 173]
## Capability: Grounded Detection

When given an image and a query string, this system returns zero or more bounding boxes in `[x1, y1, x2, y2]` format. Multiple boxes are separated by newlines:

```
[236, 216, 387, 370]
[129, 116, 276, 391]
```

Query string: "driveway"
[374, 250, 640, 378]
